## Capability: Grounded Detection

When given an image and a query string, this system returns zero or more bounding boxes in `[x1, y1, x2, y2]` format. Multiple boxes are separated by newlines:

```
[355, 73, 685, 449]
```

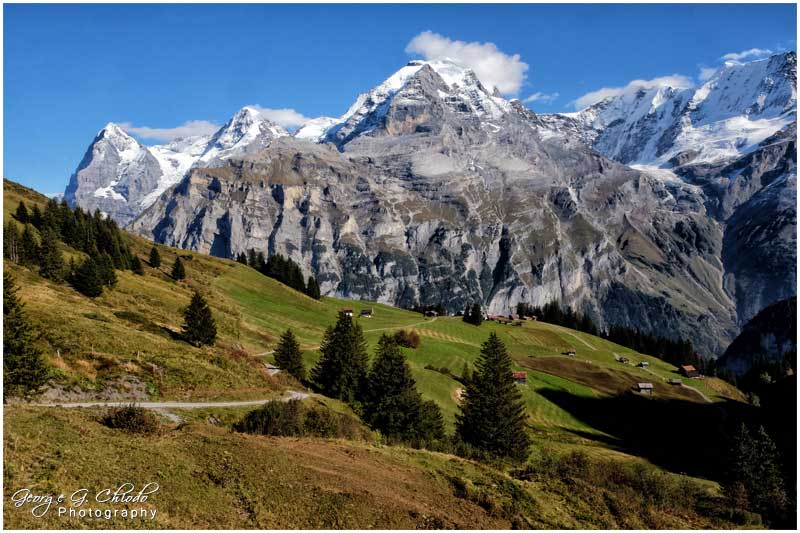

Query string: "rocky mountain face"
[717, 297, 796, 376]
[64, 106, 287, 224]
[69, 53, 796, 357]
[540, 52, 797, 330]
[129, 59, 746, 356]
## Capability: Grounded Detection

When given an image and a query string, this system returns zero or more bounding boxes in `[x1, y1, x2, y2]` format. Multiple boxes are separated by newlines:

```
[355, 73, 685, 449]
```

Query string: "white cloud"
[405, 31, 528, 94]
[249, 106, 310, 128]
[121, 120, 220, 142]
[698, 66, 718, 82]
[572, 74, 694, 110]
[720, 48, 773, 62]
[523, 92, 559, 104]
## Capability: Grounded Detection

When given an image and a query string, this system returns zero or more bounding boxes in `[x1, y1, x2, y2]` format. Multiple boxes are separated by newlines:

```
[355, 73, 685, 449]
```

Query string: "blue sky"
[4, 3, 796, 194]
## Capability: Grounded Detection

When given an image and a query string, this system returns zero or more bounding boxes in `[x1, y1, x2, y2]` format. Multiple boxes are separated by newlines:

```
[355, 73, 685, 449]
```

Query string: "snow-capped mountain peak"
[323, 58, 512, 145]
[541, 51, 796, 167]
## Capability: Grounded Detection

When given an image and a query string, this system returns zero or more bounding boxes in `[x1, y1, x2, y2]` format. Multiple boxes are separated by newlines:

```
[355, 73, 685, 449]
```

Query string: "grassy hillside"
[4, 406, 740, 529]
[3, 179, 748, 528]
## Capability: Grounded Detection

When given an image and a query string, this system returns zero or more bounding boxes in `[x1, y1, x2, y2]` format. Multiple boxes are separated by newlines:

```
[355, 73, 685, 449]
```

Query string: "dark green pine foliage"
[30, 204, 44, 228]
[3, 273, 49, 399]
[274, 329, 306, 381]
[171, 256, 186, 280]
[363, 335, 425, 441]
[4, 222, 21, 263]
[305, 276, 321, 300]
[235, 252, 248, 265]
[38, 228, 65, 281]
[14, 201, 29, 223]
[131, 255, 145, 275]
[725, 424, 787, 523]
[469, 303, 483, 325]
[462, 304, 471, 323]
[456, 332, 531, 459]
[71, 256, 104, 297]
[20, 224, 39, 266]
[149, 246, 161, 268]
[182, 290, 217, 347]
[97, 252, 118, 288]
[311, 312, 369, 405]
[417, 399, 446, 442]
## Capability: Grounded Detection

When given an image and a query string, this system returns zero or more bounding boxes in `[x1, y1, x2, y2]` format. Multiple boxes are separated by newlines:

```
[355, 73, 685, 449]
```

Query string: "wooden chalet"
[679, 365, 699, 378]
[635, 382, 654, 395]
[511, 371, 528, 385]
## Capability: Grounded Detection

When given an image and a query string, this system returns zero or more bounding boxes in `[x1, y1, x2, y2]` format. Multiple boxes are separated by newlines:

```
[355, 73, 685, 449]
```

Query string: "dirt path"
[33, 390, 310, 410]
[363, 316, 437, 332]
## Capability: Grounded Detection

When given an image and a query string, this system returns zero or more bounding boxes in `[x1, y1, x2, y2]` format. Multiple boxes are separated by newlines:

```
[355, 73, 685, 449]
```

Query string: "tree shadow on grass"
[539, 388, 754, 480]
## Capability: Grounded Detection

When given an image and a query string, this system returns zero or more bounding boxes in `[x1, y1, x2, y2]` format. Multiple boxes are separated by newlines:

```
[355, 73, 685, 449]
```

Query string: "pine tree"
[97, 252, 117, 288]
[363, 335, 425, 441]
[469, 303, 483, 326]
[149, 246, 161, 268]
[235, 252, 248, 265]
[462, 303, 471, 323]
[38, 228, 64, 281]
[311, 312, 369, 404]
[70, 256, 103, 297]
[20, 224, 39, 266]
[14, 202, 29, 224]
[3, 273, 49, 399]
[171, 256, 186, 280]
[182, 290, 217, 347]
[417, 399, 446, 442]
[305, 276, 321, 300]
[456, 332, 531, 459]
[4, 222, 21, 263]
[30, 204, 44, 228]
[131, 255, 145, 275]
[725, 424, 787, 522]
[274, 329, 306, 381]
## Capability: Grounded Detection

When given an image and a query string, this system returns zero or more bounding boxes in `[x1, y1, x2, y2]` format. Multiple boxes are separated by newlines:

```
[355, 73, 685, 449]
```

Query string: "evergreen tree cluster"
[5, 199, 139, 297]
[525, 301, 699, 367]
[240, 249, 321, 300]
[3, 273, 50, 399]
[462, 302, 483, 326]
[310, 313, 444, 445]
[724, 424, 788, 526]
[409, 303, 446, 316]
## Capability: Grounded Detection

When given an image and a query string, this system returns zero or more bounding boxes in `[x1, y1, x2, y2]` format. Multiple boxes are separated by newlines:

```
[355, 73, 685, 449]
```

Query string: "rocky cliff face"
[65, 107, 287, 224]
[131, 60, 741, 356]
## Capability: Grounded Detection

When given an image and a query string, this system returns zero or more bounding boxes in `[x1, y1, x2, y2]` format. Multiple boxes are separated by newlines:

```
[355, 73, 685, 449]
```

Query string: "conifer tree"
[97, 252, 117, 288]
[149, 246, 161, 268]
[462, 303, 471, 324]
[71, 256, 103, 297]
[456, 332, 530, 459]
[305, 276, 321, 300]
[30, 204, 44, 228]
[363, 335, 425, 440]
[38, 228, 64, 281]
[182, 290, 217, 347]
[417, 399, 446, 442]
[469, 303, 483, 326]
[131, 255, 145, 275]
[14, 202, 29, 224]
[171, 256, 186, 280]
[311, 312, 369, 404]
[4, 222, 20, 263]
[20, 224, 39, 266]
[274, 329, 306, 381]
[725, 424, 787, 522]
[3, 273, 49, 399]
[235, 252, 248, 265]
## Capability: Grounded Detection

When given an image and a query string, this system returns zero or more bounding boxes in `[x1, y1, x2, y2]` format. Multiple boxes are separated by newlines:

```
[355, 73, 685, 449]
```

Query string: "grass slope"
[3, 179, 746, 528]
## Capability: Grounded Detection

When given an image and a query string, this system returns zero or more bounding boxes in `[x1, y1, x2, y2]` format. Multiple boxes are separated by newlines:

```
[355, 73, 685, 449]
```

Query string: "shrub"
[393, 329, 420, 349]
[101, 405, 159, 434]
[233, 400, 366, 440]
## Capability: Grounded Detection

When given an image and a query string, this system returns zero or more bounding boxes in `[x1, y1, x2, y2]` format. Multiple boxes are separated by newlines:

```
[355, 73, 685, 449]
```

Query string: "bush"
[101, 405, 159, 434]
[233, 399, 365, 440]
[393, 329, 420, 349]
